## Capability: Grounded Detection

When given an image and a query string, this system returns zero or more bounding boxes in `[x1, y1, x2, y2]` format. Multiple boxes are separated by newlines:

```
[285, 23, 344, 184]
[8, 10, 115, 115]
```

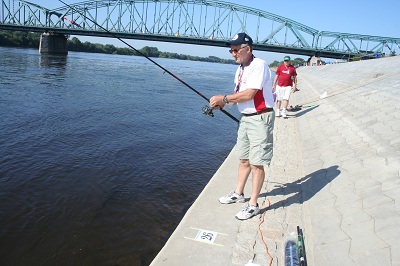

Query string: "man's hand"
[209, 95, 225, 110]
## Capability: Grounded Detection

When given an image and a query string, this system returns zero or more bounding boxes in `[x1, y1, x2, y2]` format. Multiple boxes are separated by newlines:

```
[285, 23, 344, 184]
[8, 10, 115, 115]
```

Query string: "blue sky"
[32, 0, 399, 62]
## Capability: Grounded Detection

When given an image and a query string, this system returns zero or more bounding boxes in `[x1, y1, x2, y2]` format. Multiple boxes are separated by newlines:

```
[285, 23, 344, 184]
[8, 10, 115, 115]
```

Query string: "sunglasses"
[229, 45, 248, 54]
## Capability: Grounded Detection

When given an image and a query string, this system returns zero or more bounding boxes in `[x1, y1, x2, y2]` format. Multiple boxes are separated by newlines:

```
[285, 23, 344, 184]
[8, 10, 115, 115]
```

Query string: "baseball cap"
[284, 56, 291, 61]
[227, 33, 253, 46]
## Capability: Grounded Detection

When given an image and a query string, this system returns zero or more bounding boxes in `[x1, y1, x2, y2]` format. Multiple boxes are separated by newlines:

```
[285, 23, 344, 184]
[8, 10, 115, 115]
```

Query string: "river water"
[0, 47, 241, 265]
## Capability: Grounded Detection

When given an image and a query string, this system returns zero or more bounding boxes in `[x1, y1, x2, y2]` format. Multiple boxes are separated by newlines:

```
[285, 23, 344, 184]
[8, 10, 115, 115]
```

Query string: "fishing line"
[57, 0, 239, 123]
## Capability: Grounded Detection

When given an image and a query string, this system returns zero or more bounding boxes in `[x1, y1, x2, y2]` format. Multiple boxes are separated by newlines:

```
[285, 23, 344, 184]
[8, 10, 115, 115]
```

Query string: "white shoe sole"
[235, 209, 260, 220]
[218, 198, 245, 204]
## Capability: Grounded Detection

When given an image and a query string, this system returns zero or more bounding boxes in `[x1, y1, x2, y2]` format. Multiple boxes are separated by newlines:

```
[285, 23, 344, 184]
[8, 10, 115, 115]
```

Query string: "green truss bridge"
[1, 0, 399, 59]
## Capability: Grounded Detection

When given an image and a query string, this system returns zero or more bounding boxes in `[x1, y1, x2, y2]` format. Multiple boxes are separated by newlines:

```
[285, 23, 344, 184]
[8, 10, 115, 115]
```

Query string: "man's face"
[284, 60, 290, 65]
[229, 44, 250, 64]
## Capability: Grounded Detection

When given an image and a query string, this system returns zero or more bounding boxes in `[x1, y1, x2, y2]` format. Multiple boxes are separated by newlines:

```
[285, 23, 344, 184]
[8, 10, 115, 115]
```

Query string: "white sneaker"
[275, 110, 281, 117]
[235, 203, 260, 220]
[282, 109, 287, 118]
[218, 191, 245, 204]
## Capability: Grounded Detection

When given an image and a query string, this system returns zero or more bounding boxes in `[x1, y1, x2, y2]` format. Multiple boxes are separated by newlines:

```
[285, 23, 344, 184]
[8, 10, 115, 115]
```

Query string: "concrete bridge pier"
[39, 33, 68, 55]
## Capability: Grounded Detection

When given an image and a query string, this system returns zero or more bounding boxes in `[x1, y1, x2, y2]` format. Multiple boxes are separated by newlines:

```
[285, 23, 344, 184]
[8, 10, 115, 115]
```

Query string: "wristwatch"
[223, 95, 229, 104]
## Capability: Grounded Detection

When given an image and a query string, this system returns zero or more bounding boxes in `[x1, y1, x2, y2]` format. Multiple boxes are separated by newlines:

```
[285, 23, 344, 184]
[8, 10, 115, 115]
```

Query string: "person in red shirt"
[272, 56, 297, 118]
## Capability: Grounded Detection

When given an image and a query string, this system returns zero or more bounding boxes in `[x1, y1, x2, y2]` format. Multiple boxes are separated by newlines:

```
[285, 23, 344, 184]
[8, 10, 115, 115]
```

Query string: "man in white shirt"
[210, 33, 275, 220]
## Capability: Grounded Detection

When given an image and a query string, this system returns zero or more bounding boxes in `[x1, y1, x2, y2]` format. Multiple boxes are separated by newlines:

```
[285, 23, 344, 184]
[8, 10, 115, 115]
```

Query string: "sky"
[29, 0, 400, 63]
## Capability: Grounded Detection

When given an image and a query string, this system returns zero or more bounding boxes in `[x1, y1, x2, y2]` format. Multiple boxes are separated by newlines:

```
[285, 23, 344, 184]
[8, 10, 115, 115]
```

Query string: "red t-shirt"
[276, 64, 297, 86]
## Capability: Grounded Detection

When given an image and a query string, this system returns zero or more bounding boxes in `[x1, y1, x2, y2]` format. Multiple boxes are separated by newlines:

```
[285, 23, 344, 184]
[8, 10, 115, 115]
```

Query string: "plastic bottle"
[284, 233, 299, 266]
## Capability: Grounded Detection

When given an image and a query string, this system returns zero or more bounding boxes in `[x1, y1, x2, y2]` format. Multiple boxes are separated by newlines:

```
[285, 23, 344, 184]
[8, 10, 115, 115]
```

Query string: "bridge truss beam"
[1, 0, 399, 59]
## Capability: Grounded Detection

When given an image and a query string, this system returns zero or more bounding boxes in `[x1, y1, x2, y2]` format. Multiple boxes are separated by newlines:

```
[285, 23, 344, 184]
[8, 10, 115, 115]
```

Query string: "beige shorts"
[276, 85, 292, 100]
[236, 111, 275, 166]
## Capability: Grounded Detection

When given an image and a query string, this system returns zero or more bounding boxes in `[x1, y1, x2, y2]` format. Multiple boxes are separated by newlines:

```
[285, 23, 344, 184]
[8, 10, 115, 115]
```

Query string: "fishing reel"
[202, 105, 214, 117]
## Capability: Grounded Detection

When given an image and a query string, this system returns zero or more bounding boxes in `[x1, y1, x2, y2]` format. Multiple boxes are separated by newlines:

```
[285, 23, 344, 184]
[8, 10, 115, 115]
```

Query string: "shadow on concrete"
[260, 165, 340, 212]
[287, 105, 319, 118]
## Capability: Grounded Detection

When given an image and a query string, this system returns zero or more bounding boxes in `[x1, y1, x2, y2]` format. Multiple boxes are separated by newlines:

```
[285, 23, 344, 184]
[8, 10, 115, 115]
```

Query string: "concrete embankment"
[151, 56, 400, 266]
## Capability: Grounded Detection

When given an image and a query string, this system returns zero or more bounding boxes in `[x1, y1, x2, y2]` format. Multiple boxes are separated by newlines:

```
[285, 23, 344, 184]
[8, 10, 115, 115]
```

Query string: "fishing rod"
[297, 226, 307, 266]
[57, 0, 239, 123]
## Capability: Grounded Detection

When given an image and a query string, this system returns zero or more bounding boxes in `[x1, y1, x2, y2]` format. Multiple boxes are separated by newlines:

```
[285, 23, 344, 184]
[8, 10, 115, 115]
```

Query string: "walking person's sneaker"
[282, 109, 287, 118]
[275, 109, 281, 117]
[218, 191, 245, 204]
[235, 203, 260, 220]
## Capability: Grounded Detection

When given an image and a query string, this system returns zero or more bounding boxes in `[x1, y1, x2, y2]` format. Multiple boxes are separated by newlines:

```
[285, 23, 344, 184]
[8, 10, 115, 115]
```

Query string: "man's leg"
[235, 159, 251, 195]
[282, 99, 289, 109]
[282, 87, 291, 117]
[234, 164, 264, 220]
[275, 86, 282, 116]
[276, 100, 281, 110]
[276, 100, 282, 117]
[249, 165, 265, 206]
[218, 125, 250, 204]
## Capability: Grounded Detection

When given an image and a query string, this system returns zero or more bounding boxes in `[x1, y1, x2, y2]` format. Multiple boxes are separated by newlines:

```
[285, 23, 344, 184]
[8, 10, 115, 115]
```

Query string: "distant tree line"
[269, 58, 306, 68]
[0, 30, 40, 47]
[0, 30, 235, 64]
[0, 30, 314, 67]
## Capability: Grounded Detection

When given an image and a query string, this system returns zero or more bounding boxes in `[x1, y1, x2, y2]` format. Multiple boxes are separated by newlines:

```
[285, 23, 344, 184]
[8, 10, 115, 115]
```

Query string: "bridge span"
[1, 0, 399, 59]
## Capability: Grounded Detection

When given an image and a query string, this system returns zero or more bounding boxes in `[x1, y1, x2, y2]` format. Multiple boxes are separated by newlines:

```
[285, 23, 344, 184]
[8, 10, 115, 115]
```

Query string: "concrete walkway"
[150, 56, 400, 266]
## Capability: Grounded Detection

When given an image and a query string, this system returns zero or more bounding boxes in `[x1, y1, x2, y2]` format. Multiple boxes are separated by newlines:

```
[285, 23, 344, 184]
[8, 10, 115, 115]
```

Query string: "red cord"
[258, 199, 273, 266]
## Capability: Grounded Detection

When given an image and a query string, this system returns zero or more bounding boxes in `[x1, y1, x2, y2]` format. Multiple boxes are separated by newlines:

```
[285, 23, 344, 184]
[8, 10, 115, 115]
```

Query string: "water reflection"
[37, 54, 68, 82]
[38, 54, 68, 69]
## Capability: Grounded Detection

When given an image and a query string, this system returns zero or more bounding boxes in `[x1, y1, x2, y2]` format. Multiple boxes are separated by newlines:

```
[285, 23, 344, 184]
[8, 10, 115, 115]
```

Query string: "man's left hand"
[210, 95, 225, 109]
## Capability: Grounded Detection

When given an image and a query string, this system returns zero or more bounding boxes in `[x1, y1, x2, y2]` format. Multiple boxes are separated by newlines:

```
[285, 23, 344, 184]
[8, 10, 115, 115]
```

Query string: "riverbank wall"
[151, 55, 400, 265]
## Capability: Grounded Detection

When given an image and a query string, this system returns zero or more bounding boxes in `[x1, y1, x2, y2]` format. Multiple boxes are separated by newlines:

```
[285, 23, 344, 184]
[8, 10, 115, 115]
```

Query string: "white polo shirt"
[234, 57, 273, 114]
